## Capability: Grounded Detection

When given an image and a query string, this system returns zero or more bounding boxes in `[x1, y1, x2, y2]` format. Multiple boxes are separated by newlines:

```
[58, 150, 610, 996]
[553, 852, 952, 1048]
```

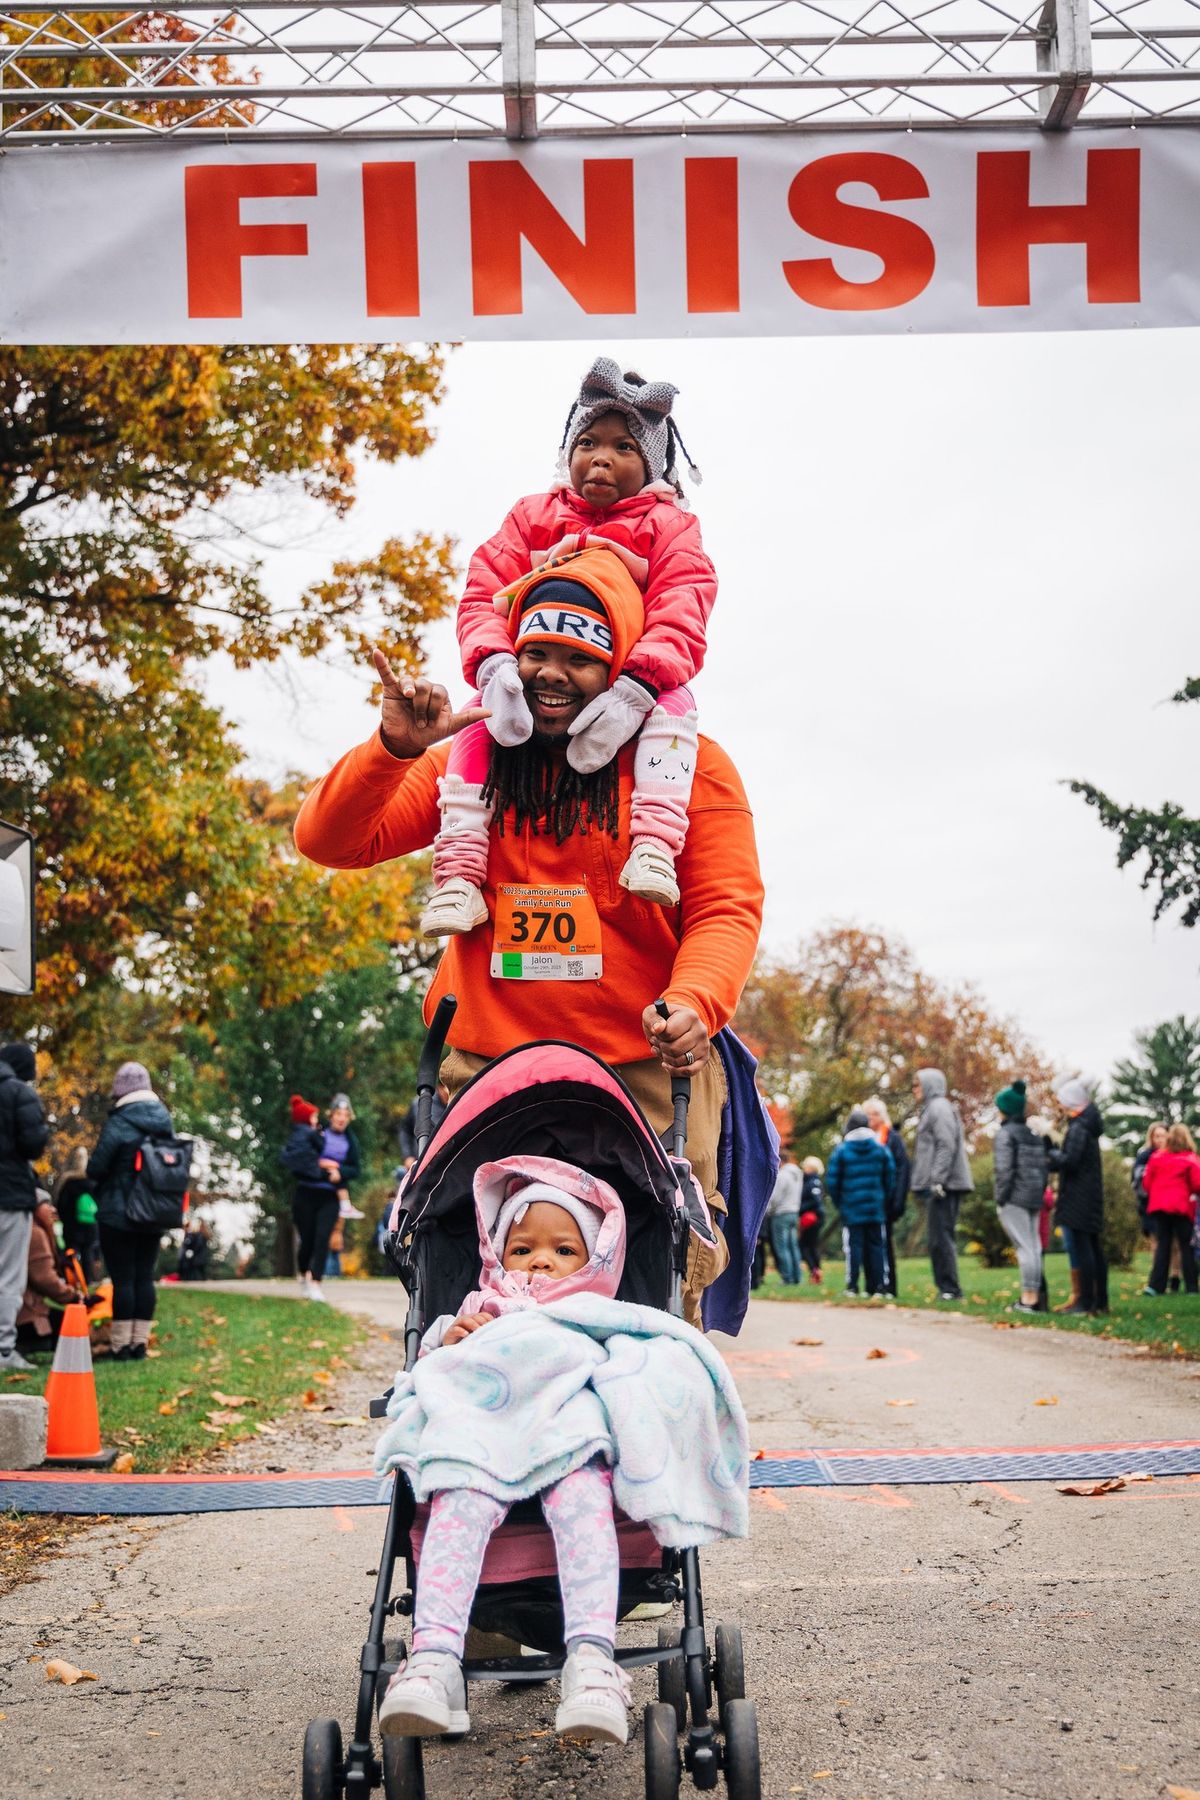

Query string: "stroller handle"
[654, 999, 691, 1160]
[414, 993, 457, 1159]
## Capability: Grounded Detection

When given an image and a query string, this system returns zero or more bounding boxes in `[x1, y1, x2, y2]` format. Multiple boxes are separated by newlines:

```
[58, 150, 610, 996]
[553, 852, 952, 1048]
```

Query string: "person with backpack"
[993, 1080, 1050, 1313]
[0, 1041, 50, 1373]
[826, 1108, 895, 1297]
[87, 1061, 181, 1360]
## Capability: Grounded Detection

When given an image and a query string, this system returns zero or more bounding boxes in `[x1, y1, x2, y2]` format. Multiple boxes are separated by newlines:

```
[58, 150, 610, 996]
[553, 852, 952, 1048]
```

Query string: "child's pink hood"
[462, 1154, 626, 1317]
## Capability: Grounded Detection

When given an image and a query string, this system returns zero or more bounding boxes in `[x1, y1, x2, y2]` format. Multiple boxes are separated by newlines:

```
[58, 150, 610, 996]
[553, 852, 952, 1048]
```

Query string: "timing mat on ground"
[4, 1441, 1200, 1514]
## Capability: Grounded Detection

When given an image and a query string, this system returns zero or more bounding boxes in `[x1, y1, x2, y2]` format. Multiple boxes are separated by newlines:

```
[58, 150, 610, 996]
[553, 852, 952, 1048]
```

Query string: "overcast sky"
[214, 331, 1200, 1080]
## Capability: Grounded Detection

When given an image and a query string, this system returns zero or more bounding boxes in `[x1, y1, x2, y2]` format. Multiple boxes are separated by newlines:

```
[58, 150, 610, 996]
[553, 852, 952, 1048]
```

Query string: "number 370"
[510, 909, 575, 945]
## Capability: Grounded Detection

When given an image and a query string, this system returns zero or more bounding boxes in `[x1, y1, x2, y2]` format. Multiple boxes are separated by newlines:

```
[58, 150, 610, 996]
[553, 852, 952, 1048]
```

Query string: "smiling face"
[516, 641, 609, 742]
[569, 411, 648, 509]
[329, 1104, 351, 1132]
[500, 1201, 590, 1279]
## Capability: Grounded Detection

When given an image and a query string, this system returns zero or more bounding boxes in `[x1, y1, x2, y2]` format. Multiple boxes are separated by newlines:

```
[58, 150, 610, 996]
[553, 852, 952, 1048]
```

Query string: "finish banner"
[0, 128, 1194, 343]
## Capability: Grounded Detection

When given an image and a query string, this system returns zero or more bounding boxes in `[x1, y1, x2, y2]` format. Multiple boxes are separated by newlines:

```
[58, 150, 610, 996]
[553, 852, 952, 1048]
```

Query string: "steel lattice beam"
[2, 0, 1200, 142]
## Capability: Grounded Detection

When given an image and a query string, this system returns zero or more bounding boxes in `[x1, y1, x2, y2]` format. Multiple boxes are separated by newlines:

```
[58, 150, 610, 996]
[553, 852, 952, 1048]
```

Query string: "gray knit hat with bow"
[556, 356, 700, 492]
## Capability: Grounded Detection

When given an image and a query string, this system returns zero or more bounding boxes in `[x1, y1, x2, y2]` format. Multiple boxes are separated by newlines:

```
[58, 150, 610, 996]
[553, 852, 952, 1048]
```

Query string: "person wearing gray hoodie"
[910, 1068, 973, 1300]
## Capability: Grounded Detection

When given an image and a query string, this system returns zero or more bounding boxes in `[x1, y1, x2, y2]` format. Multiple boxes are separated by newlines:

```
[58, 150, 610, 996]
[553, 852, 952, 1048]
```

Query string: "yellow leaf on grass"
[45, 1661, 97, 1686]
[200, 1423, 225, 1435]
[206, 1410, 245, 1426]
[111, 1453, 135, 1474]
[157, 1402, 176, 1416]
[211, 1392, 252, 1408]
[311, 1370, 333, 1384]
[309, 1340, 327, 1349]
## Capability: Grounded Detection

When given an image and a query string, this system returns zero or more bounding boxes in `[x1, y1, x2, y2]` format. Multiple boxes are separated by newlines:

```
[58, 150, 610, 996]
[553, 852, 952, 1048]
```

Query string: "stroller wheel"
[381, 1733, 425, 1800]
[713, 1625, 745, 1725]
[302, 1718, 344, 1800]
[643, 1702, 681, 1800]
[656, 1624, 686, 1731]
[722, 1699, 761, 1800]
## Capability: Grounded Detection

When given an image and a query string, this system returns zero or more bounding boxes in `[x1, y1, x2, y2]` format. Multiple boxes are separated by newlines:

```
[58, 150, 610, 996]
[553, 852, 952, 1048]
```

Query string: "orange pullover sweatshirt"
[294, 729, 763, 1067]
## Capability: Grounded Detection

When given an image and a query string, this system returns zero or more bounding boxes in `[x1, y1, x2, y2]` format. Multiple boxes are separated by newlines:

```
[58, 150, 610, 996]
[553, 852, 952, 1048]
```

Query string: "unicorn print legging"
[410, 1459, 619, 1657]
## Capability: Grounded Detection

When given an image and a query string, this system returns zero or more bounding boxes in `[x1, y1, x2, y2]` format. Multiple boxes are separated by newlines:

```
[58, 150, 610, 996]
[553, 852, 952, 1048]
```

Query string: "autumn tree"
[1069, 675, 1200, 932]
[1105, 1016, 1200, 1153]
[736, 925, 1054, 1155]
[0, 340, 454, 1063]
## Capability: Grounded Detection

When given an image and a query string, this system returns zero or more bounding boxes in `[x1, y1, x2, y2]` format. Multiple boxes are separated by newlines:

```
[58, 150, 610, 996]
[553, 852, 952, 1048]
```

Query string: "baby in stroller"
[375, 1150, 748, 1754]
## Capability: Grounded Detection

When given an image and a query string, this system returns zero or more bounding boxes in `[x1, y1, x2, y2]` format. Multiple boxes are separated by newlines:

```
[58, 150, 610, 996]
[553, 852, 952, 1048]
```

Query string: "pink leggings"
[445, 685, 695, 787]
[411, 1459, 619, 1658]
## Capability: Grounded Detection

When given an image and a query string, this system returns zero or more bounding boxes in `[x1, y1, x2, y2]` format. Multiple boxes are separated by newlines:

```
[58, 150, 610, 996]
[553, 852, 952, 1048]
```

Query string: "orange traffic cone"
[43, 1304, 116, 1469]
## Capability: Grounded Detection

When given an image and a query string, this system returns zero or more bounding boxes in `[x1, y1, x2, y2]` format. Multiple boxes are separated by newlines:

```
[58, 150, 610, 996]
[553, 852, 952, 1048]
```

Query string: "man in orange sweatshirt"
[294, 550, 763, 1319]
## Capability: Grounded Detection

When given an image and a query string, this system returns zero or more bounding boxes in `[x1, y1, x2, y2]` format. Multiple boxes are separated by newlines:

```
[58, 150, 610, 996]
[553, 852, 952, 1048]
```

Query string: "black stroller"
[302, 996, 762, 1800]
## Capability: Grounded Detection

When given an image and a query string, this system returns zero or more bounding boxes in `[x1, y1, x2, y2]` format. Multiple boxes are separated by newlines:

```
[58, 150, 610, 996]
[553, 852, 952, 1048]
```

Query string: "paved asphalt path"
[4, 1283, 1200, 1798]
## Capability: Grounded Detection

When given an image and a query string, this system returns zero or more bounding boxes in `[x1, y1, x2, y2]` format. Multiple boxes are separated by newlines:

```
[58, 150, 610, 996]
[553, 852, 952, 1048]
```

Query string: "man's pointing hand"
[374, 650, 489, 760]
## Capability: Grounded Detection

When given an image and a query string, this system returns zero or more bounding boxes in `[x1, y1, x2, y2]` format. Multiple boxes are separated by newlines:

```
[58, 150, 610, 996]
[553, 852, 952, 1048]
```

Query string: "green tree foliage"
[1069, 676, 1200, 930]
[1106, 1016, 1200, 1152]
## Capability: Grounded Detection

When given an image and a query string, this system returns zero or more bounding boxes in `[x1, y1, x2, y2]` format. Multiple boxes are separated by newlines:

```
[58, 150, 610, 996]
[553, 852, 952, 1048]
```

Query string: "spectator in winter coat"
[0, 1042, 49, 1373]
[1141, 1124, 1200, 1297]
[53, 1144, 102, 1283]
[827, 1109, 895, 1297]
[1133, 1123, 1169, 1230]
[1048, 1076, 1107, 1315]
[910, 1068, 973, 1301]
[178, 1215, 212, 1282]
[280, 1095, 338, 1303]
[764, 1152, 803, 1285]
[15, 1199, 82, 1352]
[88, 1061, 175, 1360]
[864, 1096, 910, 1299]
[799, 1157, 825, 1282]
[993, 1081, 1050, 1312]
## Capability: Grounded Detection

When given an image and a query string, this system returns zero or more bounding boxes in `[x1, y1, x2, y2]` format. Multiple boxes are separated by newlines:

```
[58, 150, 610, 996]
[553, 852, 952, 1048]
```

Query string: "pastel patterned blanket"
[374, 1293, 748, 1546]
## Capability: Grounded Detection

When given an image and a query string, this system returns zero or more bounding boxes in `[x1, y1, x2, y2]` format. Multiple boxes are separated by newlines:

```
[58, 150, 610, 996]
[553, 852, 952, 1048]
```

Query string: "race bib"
[490, 884, 603, 981]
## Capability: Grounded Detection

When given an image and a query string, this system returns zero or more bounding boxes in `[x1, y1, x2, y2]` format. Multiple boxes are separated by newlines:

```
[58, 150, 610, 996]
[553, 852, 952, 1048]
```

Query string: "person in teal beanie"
[993, 1080, 1050, 1313]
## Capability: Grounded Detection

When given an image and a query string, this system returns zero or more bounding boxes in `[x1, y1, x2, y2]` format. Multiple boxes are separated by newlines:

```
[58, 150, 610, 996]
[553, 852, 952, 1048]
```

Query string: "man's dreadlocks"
[482, 739, 621, 844]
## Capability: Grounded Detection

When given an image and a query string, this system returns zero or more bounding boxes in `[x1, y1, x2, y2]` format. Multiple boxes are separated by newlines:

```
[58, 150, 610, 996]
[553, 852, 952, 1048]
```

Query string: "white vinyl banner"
[0, 128, 1197, 343]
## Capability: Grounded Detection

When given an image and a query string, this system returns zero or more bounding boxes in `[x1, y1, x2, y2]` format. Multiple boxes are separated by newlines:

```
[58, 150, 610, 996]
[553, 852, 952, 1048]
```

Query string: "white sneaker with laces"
[379, 1651, 470, 1738]
[555, 1644, 632, 1745]
[338, 1199, 365, 1219]
[419, 877, 489, 938]
[619, 842, 680, 908]
[0, 1350, 35, 1373]
[307, 1282, 328, 1303]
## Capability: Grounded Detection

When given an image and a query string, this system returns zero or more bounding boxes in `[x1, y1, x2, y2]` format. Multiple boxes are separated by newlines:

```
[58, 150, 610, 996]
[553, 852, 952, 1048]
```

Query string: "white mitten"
[477, 652, 532, 747]
[566, 675, 657, 774]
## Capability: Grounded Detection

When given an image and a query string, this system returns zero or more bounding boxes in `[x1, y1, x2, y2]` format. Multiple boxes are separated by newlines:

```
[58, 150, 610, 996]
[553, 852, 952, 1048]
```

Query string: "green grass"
[758, 1251, 1200, 1359]
[2, 1288, 364, 1471]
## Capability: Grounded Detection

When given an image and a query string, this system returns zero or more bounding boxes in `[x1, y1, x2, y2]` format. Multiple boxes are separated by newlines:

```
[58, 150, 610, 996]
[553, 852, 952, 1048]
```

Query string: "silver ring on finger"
[684, 1050, 695, 1066]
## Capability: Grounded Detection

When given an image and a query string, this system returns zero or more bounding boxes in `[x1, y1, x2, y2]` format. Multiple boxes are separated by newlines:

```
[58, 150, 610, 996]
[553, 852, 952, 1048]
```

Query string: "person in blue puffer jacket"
[826, 1108, 895, 1297]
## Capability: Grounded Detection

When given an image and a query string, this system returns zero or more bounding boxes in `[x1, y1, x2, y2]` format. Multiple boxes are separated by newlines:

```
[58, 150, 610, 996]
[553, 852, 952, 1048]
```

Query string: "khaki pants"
[440, 1047, 728, 1327]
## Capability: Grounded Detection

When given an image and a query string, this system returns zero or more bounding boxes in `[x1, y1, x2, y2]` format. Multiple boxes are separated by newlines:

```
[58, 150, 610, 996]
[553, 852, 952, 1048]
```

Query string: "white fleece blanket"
[374, 1293, 748, 1546]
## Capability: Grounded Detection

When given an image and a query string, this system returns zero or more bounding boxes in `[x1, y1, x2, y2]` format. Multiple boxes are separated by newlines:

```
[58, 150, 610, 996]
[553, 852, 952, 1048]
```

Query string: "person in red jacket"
[1142, 1123, 1200, 1296]
[420, 356, 715, 938]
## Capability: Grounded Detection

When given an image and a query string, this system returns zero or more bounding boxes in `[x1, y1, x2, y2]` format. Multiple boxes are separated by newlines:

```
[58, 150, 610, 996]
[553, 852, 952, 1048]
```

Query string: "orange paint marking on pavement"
[804, 1485, 913, 1510]
[983, 1482, 1027, 1504]
[752, 1488, 788, 1512]
[332, 1506, 356, 1533]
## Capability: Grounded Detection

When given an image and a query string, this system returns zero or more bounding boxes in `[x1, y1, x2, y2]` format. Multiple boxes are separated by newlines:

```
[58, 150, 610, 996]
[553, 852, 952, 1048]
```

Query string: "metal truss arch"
[3, 0, 1200, 142]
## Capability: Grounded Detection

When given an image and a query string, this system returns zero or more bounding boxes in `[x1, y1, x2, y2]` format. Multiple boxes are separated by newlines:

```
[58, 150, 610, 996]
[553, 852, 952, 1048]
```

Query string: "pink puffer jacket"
[459, 483, 717, 694]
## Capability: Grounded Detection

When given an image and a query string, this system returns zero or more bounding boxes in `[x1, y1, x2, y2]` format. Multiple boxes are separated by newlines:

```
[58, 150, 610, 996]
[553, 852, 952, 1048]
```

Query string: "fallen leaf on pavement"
[866, 1348, 888, 1360]
[1056, 1477, 1125, 1497]
[302, 1389, 319, 1405]
[320, 1416, 368, 1428]
[45, 1661, 96, 1686]
[1033, 1396, 1059, 1406]
[791, 1337, 823, 1347]
[992, 1321, 1017, 1330]
[887, 1399, 916, 1408]
[255, 1423, 280, 1436]
[812, 1773, 833, 1781]
[210, 1392, 252, 1408]
[111, 1453, 135, 1474]
[1166, 1786, 1200, 1798]
[157, 1402, 176, 1416]
[311, 1369, 333, 1384]
[1121, 1471, 1153, 1483]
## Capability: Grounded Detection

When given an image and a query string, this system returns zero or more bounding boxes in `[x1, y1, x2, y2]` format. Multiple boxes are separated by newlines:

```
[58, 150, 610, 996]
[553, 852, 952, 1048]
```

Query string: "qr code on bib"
[567, 959, 584, 977]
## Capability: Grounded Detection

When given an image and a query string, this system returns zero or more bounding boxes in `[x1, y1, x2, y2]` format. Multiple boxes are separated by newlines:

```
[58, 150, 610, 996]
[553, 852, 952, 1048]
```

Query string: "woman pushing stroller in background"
[376, 1151, 749, 1751]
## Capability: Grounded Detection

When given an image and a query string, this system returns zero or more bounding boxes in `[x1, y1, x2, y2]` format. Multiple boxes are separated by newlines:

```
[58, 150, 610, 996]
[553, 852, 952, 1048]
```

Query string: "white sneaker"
[0, 1350, 35, 1373]
[379, 1651, 470, 1738]
[419, 878, 489, 937]
[555, 1644, 632, 1745]
[338, 1199, 365, 1219]
[619, 843, 679, 908]
[307, 1282, 328, 1303]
